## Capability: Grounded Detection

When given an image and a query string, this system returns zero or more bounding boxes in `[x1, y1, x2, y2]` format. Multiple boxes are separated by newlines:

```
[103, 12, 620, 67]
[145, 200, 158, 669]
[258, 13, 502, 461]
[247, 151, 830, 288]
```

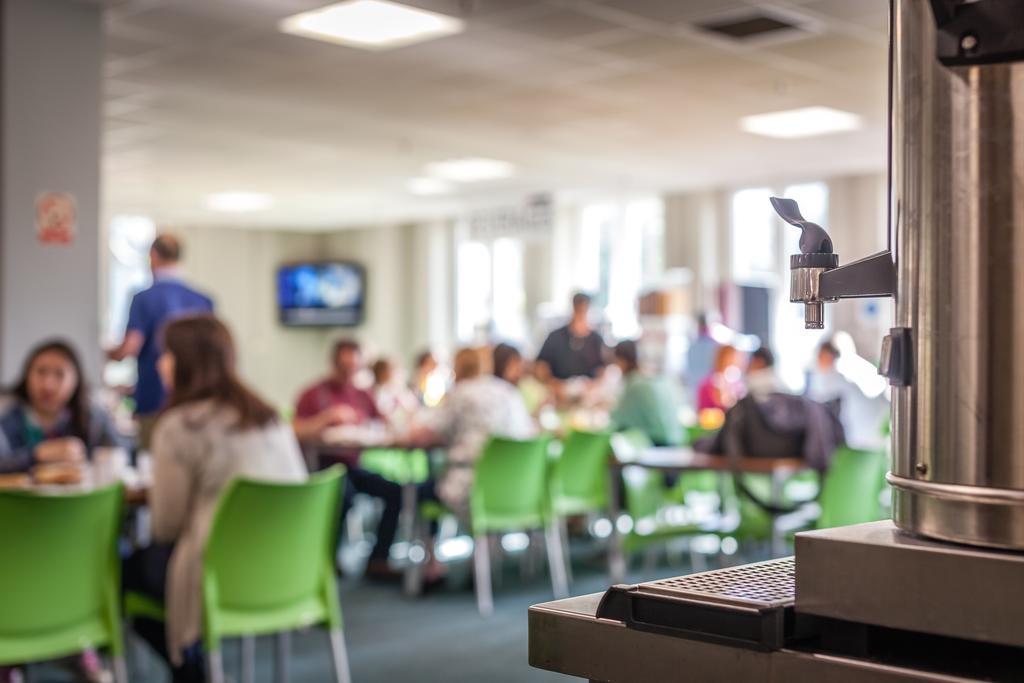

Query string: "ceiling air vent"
[695, 8, 818, 45]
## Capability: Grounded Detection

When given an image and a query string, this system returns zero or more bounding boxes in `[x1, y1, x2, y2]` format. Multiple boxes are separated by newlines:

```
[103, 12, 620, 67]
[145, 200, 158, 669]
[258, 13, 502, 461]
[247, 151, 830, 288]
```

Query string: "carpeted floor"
[29, 543, 770, 682]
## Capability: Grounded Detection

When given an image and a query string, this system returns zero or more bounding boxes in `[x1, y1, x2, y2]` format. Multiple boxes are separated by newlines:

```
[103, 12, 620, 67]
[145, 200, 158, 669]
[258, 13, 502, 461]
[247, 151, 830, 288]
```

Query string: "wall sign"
[468, 194, 553, 242]
[36, 192, 77, 245]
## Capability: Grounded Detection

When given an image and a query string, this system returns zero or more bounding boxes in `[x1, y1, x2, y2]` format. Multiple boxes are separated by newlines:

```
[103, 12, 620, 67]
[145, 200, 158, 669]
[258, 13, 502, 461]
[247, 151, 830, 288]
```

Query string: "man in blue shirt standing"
[107, 234, 214, 448]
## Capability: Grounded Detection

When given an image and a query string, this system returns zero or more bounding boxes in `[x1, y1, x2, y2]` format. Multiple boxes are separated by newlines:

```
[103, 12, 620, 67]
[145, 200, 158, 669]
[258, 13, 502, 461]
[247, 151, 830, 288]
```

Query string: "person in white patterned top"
[423, 346, 536, 515]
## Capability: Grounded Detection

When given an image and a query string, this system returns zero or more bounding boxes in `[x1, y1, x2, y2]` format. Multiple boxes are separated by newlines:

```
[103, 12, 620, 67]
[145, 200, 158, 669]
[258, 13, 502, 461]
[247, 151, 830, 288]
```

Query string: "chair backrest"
[0, 485, 122, 660]
[816, 447, 887, 529]
[621, 465, 667, 521]
[552, 430, 611, 507]
[361, 448, 430, 485]
[203, 467, 343, 620]
[470, 435, 551, 531]
[611, 429, 654, 459]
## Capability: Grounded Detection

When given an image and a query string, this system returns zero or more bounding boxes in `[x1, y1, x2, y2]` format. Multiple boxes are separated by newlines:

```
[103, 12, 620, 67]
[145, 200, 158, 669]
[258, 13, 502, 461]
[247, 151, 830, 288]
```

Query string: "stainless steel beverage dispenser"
[777, 0, 1024, 550]
[530, 4, 1024, 678]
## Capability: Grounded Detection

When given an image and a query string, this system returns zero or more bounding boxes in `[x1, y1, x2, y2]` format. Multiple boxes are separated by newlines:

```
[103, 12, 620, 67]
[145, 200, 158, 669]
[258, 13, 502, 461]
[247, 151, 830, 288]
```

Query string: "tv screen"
[277, 262, 365, 327]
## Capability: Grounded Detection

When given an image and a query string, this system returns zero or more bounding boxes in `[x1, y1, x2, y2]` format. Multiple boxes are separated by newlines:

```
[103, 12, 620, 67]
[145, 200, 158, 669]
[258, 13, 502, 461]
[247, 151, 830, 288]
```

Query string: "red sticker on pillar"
[36, 192, 77, 245]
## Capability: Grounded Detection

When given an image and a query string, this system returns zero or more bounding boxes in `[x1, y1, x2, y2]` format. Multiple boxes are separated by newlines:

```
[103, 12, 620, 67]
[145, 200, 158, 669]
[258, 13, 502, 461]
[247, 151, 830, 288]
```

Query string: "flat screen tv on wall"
[277, 261, 365, 327]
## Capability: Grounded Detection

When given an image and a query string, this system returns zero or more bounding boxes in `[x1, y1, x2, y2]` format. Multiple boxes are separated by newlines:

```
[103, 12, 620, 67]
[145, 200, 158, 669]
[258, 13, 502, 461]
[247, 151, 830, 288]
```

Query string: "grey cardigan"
[150, 400, 307, 664]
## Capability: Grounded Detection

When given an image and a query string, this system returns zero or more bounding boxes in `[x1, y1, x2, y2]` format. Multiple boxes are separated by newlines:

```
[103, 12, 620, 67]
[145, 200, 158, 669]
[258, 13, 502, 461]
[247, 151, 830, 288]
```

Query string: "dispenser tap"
[771, 196, 839, 329]
[771, 196, 897, 330]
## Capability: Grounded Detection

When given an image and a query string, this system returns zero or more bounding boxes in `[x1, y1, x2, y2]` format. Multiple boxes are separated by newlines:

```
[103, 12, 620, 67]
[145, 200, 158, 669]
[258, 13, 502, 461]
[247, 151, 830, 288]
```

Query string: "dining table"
[607, 446, 807, 581]
[314, 424, 446, 596]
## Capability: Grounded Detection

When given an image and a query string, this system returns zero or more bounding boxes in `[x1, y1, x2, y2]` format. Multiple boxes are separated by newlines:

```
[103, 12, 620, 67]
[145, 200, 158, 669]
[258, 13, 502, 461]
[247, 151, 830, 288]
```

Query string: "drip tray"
[596, 557, 795, 651]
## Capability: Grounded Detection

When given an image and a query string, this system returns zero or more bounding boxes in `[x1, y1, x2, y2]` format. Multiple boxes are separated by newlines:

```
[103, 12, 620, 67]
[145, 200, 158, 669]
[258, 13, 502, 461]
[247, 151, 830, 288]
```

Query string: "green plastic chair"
[0, 485, 126, 682]
[816, 447, 888, 529]
[612, 428, 655, 456]
[685, 425, 719, 446]
[199, 466, 350, 683]
[550, 430, 612, 516]
[360, 448, 430, 485]
[470, 435, 566, 615]
[608, 430, 706, 562]
[719, 474, 776, 542]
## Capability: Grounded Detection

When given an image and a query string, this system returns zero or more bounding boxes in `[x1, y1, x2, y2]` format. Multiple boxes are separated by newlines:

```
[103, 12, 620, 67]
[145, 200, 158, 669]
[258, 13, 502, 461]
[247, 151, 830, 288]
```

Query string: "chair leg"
[689, 541, 708, 573]
[643, 544, 659, 574]
[208, 649, 226, 683]
[491, 534, 503, 589]
[111, 654, 128, 683]
[473, 533, 494, 616]
[241, 634, 255, 683]
[126, 618, 152, 678]
[275, 631, 290, 683]
[526, 531, 542, 580]
[544, 523, 570, 599]
[559, 516, 574, 585]
[403, 516, 426, 597]
[328, 628, 352, 683]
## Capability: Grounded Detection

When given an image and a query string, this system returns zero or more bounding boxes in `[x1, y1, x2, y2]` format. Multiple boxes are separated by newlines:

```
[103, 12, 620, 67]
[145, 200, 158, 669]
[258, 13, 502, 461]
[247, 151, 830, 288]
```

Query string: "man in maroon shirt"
[294, 339, 402, 581]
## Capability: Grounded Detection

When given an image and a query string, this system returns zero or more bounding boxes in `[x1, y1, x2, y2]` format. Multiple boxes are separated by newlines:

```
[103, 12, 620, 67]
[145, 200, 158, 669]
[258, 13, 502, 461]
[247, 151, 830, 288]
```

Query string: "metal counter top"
[796, 521, 1024, 648]
[528, 592, 974, 682]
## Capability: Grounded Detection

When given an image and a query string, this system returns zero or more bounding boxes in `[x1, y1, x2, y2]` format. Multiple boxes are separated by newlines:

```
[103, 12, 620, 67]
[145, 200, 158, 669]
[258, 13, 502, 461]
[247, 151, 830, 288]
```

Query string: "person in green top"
[610, 340, 684, 447]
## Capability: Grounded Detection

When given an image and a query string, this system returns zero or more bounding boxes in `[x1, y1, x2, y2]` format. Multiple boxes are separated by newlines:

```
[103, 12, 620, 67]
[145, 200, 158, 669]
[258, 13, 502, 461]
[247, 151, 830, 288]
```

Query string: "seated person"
[417, 347, 536, 515]
[123, 315, 306, 682]
[371, 357, 419, 427]
[609, 340, 684, 447]
[699, 345, 844, 494]
[493, 342, 524, 386]
[0, 345, 125, 683]
[410, 349, 441, 406]
[0, 339, 127, 474]
[745, 346, 785, 401]
[292, 339, 403, 581]
[536, 293, 607, 404]
[697, 344, 743, 412]
[807, 337, 890, 451]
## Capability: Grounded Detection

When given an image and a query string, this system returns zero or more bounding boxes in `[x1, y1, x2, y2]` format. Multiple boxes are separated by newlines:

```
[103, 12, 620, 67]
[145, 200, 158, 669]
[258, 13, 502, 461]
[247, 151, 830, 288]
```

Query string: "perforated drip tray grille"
[596, 557, 796, 650]
[641, 557, 795, 608]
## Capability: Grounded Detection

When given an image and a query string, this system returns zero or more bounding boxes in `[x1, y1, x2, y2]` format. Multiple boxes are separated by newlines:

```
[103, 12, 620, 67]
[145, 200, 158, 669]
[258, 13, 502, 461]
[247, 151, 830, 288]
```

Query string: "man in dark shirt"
[537, 292, 606, 381]
[107, 234, 214, 448]
[293, 339, 403, 581]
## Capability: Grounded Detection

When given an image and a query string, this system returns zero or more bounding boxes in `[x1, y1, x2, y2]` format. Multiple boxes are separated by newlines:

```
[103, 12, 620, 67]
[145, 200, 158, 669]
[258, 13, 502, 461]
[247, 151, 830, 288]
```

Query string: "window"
[576, 198, 664, 340]
[455, 240, 492, 344]
[104, 215, 156, 386]
[455, 197, 664, 348]
[491, 238, 526, 343]
[731, 188, 776, 284]
[455, 235, 529, 345]
[729, 182, 829, 391]
[106, 215, 156, 340]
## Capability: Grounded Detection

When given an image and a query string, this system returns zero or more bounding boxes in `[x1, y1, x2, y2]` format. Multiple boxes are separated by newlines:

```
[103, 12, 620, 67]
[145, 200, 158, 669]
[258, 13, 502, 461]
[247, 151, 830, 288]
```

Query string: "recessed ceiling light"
[205, 191, 274, 213]
[407, 177, 453, 196]
[279, 0, 465, 51]
[740, 106, 862, 139]
[426, 157, 516, 182]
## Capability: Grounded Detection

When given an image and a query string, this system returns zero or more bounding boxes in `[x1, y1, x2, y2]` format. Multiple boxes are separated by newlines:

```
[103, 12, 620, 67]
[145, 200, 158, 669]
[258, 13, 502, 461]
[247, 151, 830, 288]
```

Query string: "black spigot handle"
[770, 197, 834, 254]
[770, 196, 839, 270]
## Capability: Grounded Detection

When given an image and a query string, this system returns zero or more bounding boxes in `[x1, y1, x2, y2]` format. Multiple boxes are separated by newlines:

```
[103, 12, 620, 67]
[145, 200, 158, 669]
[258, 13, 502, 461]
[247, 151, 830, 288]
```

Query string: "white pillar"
[1, 0, 103, 382]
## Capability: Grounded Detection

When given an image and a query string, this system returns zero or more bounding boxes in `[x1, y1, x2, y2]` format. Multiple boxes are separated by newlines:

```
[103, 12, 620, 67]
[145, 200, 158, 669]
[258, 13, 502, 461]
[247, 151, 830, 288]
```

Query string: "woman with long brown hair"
[0, 339, 126, 473]
[124, 315, 305, 682]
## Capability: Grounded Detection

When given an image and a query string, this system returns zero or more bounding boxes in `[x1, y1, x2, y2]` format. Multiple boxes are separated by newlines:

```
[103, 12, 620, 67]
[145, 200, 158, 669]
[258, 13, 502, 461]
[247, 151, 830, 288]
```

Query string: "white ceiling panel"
[102, 0, 890, 228]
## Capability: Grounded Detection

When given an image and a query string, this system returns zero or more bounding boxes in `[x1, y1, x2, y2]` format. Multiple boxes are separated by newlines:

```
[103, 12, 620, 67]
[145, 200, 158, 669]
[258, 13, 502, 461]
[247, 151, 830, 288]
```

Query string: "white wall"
[1, 0, 103, 382]
[172, 226, 329, 410]
[173, 222, 453, 408]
